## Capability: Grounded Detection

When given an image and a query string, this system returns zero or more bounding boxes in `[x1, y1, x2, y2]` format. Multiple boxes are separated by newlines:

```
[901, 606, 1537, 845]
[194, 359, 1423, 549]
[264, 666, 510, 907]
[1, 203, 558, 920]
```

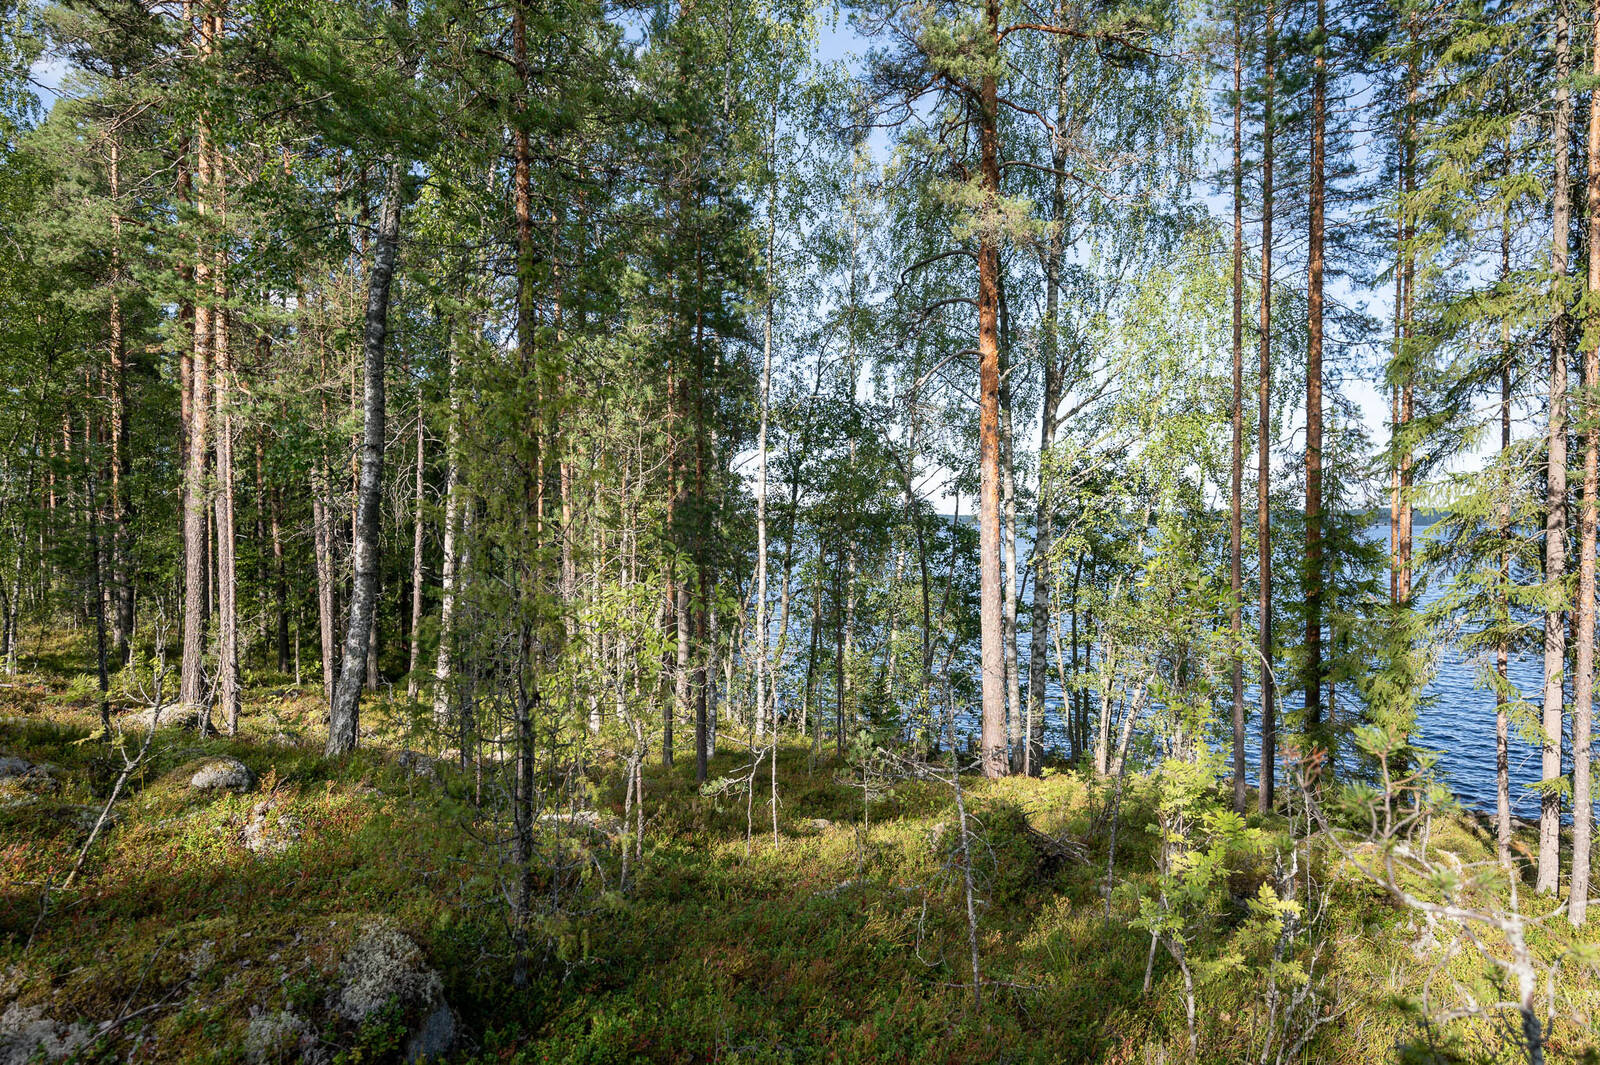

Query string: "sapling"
[1302, 725, 1600, 1063]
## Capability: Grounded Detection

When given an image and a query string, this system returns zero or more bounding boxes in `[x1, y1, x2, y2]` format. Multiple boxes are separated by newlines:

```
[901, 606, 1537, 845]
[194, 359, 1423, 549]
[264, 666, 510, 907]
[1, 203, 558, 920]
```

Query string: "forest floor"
[2, 636, 1598, 1064]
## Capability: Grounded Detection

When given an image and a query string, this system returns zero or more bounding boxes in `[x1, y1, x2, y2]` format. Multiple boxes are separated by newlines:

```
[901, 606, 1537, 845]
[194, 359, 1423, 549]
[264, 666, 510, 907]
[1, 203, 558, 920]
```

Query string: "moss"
[2, 640, 1598, 1064]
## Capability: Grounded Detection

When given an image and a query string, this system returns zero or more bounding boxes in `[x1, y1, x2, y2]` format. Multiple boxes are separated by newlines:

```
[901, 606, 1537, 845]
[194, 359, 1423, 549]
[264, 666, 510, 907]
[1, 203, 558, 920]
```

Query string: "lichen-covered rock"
[242, 800, 301, 854]
[0, 1003, 93, 1065]
[331, 921, 454, 1061]
[190, 757, 254, 792]
[394, 750, 437, 779]
[0, 757, 57, 809]
[121, 704, 201, 731]
[244, 1009, 322, 1065]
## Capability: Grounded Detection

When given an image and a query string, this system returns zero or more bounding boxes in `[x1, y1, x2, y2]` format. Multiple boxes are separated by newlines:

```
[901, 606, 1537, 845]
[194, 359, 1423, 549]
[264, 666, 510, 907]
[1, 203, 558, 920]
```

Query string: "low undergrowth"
[1, 645, 1598, 1063]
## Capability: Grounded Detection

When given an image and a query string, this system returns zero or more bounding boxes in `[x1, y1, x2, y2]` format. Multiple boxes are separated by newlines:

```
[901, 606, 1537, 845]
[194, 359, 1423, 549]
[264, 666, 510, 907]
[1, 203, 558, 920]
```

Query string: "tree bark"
[407, 407, 426, 702]
[1572, 0, 1599, 923]
[1000, 324, 1022, 772]
[107, 131, 134, 662]
[326, 158, 403, 756]
[432, 336, 461, 725]
[1230, 12, 1247, 815]
[1540, 0, 1573, 895]
[1304, 0, 1326, 732]
[1028, 14, 1071, 779]
[271, 484, 289, 672]
[755, 91, 777, 741]
[976, 0, 1007, 777]
[1257, 0, 1277, 813]
[1497, 202, 1515, 869]
[214, 302, 240, 733]
[180, 91, 213, 717]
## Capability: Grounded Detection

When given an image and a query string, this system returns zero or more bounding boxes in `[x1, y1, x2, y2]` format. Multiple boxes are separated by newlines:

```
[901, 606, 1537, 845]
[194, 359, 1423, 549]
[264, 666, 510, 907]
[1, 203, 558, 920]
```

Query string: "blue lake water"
[973, 521, 1578, 819]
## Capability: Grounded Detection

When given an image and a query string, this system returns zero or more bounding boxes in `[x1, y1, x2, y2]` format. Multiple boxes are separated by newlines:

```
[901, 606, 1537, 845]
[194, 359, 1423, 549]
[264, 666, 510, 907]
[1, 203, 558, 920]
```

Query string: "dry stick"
[945, 692, 983, 1011]
[28, 668, 169, 951]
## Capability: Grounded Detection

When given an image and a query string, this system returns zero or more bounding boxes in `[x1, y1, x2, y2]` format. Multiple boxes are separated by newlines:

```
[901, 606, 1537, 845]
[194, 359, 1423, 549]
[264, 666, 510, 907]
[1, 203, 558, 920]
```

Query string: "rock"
[0, 757, 56, 801]
[394, 750, 436, 779]
[244, 1009, 322, 1065]
[809, 818, 832, 832]
[51, 805, 115, 835]
[190, 757, 254, 793]
[121, 704, 201, 731]
[242, 800, 301, 855]
[540, 809, 622, 840]
[0, 1003, 92, 1065]
[331, 921, 454, 1061]
[406, 1004, 456, 1063]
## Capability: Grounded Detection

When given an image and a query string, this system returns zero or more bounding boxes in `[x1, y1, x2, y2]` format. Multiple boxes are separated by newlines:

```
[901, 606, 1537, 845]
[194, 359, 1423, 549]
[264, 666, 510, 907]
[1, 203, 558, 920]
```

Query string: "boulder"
[121, 704, 204, 731]
[407, 1004, 455, 1063]
[0, 1004, 92, 1065]
[331, 921, 455, 1062]
[242, 800, 301, 855]
[190, 757, 255, 793]
[394, 750, 437, 779]
[0, 757, 56, 802]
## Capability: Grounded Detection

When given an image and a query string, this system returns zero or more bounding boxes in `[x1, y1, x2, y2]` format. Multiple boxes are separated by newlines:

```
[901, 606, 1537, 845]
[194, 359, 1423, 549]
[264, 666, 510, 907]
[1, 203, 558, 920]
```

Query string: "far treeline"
[3, 0, 1600, 946]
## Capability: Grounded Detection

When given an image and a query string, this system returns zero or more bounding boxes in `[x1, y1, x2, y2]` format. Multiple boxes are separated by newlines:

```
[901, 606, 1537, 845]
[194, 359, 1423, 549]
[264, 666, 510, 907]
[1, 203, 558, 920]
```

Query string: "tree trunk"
[977, 0, 1007, 777]
[1304, 0, 1326, 733]
[1000, 331, 1022, 772]
[1540, 0, 1573, 896]
[85, 422, 110, 734]
[675, 575, 691, 769]
[326, 158, 403, 756]
[1230, 11, 1247, 815]
[1028, 17, 1071, 778]
[1572, 0, 1599, 923]
[214, 306, 240, 734]
[432, 337, 461, 725]
[271, 484, 289, 672]
[803, 535, 824, 743]
[407, 407, 426, 701]
[1497, 204, 1515, 869]
[755, 92, 777, 741]
[180, 98, 213, 718]
[835, 541, 846, 759]
[107, 132, 134, 663]
[1256, 1, 1277, 813]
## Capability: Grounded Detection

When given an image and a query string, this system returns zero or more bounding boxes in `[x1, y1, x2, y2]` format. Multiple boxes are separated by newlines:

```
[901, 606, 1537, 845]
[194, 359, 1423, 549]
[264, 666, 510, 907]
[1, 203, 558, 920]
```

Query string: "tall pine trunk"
[1230, 11, 1247, 814]
[976, 0, 1006, 777]
[180, 81, 213, 717]
[1540, 0, 1573, 896]
[212, 105, 240, 733]
[1257, 0, 1277, 813]
[1304, 0, 1326, 733]
[107, 131, 134, 662]
[1572, 0, 1600, 923]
